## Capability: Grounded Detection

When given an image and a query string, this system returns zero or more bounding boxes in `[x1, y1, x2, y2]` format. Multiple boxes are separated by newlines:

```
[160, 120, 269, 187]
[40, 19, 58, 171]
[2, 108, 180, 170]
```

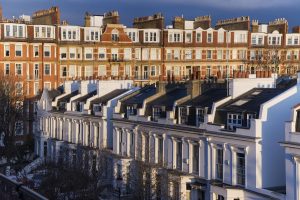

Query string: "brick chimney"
[187, 72, 201, 98]
[173, 16, 185, 29]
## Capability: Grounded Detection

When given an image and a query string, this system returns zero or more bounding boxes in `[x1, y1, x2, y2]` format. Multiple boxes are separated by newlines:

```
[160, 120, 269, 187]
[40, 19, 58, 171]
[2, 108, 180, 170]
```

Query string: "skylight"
[252, 91, 262, 95]
[232, 99, 249, 106]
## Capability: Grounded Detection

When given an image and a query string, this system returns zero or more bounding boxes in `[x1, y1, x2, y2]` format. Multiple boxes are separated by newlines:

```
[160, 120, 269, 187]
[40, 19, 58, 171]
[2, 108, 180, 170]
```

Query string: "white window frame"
[15, 63, 23, 75]
[44, 46, 51, 57]
[44, 63, 51, 76]
[15, 44, 22, 57]
[98, 65, 107, 76]
[227, 113, 242, 130]
[33, 45, 39, 57]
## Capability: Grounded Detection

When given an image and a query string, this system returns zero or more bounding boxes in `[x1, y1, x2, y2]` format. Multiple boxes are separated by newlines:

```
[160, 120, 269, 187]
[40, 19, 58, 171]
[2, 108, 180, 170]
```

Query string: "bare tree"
[36, 146, 115, 200]
[0, 74, 27, 164]
[243, 48, 282, 74]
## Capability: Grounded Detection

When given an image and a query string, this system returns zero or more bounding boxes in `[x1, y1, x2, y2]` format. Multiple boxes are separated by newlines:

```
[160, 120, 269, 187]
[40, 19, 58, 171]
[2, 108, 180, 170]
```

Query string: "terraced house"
[35, 70, 300, 199]
[111, 72, 300, 199]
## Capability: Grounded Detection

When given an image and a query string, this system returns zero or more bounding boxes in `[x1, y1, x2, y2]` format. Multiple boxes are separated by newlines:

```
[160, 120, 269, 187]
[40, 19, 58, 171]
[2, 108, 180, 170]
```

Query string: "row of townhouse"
[35, 70, 300, 199]
[2, 8, 300, 100]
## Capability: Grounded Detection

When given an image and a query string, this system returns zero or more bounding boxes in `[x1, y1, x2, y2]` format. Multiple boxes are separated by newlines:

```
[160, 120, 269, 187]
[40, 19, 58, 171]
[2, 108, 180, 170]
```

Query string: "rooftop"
[72, 90, 97, 103]
[57, 90, 79, 105]
[121, 85, 156, 108]
[90, 89, 128, 107]
[217, 88, 285, 114]
[147, 87, 187, 110]
[180, 88, 227, 113]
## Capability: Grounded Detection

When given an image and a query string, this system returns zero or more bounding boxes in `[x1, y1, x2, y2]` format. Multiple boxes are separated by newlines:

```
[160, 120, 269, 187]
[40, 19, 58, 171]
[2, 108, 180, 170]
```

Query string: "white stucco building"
[34, 72, 300, 199]
[282, 88, 300, 200]
[111, 73, 300, 200]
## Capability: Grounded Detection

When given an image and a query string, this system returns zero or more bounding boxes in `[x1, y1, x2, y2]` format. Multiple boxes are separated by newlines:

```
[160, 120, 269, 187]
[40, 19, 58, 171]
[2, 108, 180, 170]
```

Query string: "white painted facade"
[282, 87, 300, 200]
[34, 74, 300, 199]
[111, 75, 300, 200]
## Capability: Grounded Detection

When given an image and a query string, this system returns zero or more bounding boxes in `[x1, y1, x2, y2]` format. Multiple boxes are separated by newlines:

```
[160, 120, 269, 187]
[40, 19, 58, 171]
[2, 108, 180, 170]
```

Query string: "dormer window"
[144, 31, 159, 43]
[185, 33, 192, 43]
[207, 33, 213, 43]
[34, 26, 55, 39]
[127, 105, 137, 117]
[127, 31, 136, 42]
[196, 33, 202, 43]
[179, 107, 188, 125]
[246, 113, 255, 128]
[60, 26, 80, 41]
[59, 102, 66, 111]
[93, 104, 102, 114]
[227, 113, 242, 130]
[112, 29, 119, 42]
[73, 102, 84, 112]
[196, 108, 205, 127]
[152, 106, 166, 122]
[5, 24, 26, 38]
[268, 36, 281, 45]
[85, 28, 100, 42]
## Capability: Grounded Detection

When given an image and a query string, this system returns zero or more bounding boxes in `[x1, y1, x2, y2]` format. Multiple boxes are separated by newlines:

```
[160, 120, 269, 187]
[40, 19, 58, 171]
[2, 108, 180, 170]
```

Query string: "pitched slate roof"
[57, 90, 79, 104]
[72, 90, 97, 103]
[90, 89, 128, 106]
[48, 90, 62, 101]
[147, 87, 187, 110]
[180, 88, 227, 113]
[217, 88, 285, 114]
[122, 85, 156, 108]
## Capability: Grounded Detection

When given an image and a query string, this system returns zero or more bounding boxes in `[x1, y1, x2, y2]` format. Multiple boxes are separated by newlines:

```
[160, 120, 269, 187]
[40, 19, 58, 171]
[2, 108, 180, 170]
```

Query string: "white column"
[167, 135, 173, 168]
[75, 121, 79, 144]
[188, 140, 193, 174]
[98, 122, 102, 149]
[154, 134, 159, 164]
[199, 140, 206, 178]
[68, 119, 72, 143]
[141, 133, 145, 161]
[230, 145, 237, 185]
[114, 128, 120, 154]
[181, 137, 187, 172]
[163, 133, 167, 167]
[209, 142, 216, 180]
[207, 139, 212, 180]
[172, 137, 177, 169]
[294, 157, 300, 200]
[126, 130, 131, 157]
[133, 129, 138, 159]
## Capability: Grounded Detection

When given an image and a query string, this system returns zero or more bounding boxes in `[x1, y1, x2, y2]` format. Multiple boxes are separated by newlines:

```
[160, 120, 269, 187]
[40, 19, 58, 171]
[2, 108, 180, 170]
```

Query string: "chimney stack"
[187, 72, 201, 98]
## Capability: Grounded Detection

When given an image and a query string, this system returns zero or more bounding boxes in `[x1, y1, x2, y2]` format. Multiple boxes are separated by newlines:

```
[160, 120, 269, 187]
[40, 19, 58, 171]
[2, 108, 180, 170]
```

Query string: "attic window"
[231, 99, 249, 106]
[112, 29, 119, 42]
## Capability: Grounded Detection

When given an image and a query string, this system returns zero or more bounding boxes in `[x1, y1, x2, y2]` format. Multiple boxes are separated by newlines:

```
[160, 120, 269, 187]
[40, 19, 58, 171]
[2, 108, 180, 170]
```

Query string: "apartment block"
[1, 7, 300, 98]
